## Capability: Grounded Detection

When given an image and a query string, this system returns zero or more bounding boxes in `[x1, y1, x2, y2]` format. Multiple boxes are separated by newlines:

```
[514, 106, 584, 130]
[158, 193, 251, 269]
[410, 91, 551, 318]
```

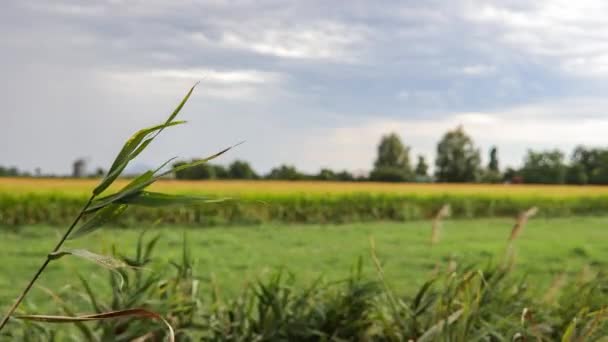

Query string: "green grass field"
[2, 216, 607, 311]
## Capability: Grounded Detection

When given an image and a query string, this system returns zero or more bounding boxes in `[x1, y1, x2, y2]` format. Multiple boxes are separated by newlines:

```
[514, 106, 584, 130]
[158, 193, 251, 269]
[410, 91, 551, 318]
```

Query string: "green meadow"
[2, 216, 606, 310]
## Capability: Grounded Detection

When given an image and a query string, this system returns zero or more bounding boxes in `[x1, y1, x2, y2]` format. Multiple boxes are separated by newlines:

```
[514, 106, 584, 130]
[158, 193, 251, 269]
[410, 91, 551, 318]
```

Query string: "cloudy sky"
[2, 0, 608, 175]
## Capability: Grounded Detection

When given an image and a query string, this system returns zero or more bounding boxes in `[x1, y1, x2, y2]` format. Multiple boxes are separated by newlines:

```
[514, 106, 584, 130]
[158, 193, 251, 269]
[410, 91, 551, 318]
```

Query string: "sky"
[2, 0, 608, 175]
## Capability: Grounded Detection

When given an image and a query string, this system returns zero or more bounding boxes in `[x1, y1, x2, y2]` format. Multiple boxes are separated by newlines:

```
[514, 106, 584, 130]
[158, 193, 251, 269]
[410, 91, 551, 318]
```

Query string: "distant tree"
[414, 155, 429, 177]
[374, 133, 412, 170]
[266, 165, 303, 180]
[570, 146, 608, 184]
[173, 160, 215, 180]
[434, 126, 481, 182]
[482, 146, 502, 183]
[212, 165, 229, 179]
[488, 146, 499, 172]
[566, 162, 588, 185]
[369, 168, 412, 182]
[503, 167, 522, 184]
[335, 170, 355, 181]
[316, 168, 336, 181]
[7, 167, 18, 177]
[228, 160, 258, 179]
[520, 149, 566, 184]
[94, 167, 105, 177]
[370, 133, 413, 182]
[316, 168, 355, 181]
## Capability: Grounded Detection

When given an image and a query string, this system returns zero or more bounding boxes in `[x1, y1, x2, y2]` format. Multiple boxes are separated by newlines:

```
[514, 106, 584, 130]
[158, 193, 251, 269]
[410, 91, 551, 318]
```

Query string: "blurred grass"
[2, 216, 607, 312]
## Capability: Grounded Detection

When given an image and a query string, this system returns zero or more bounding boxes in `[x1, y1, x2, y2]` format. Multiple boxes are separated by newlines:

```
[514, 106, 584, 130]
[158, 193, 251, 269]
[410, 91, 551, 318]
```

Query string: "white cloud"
[464, 0, 608, 77]
[460, 64, 496, 76]
[102, 68, 284, 100]
[132, 68, 282, 84]
[219, 22, 368, 61]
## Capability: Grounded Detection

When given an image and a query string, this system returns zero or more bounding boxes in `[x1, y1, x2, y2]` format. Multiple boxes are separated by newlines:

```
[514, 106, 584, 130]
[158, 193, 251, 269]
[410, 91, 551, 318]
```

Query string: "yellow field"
[0, 177, 606, 198]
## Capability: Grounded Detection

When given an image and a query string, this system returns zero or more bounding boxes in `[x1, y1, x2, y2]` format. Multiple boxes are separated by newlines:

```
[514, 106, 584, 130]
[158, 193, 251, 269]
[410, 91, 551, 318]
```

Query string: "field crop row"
[2, 192, 608, 227]
[2, 178, 608, 227]
[3, 177, 608, 197]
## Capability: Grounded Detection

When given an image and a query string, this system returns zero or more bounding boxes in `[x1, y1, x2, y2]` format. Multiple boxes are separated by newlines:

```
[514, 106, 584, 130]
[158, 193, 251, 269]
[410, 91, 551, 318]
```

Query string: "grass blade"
[16, 308, 175, 342]
[93, 121, 186, 196]
[88, 143, 240, 212]
[168, 141, 244, 176]
[69, 204, 127, 240]
[118, 191, 229, 207]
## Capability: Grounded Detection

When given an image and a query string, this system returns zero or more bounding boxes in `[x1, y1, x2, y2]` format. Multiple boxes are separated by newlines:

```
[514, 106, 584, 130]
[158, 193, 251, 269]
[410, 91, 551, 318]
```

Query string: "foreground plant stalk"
[0, 196, 95, 330]
[0, 85, 230, 340]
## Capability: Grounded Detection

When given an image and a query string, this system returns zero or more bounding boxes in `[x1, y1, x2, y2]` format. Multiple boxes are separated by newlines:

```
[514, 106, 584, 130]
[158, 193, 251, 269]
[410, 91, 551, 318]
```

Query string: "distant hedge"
[2, 193, 608, 227]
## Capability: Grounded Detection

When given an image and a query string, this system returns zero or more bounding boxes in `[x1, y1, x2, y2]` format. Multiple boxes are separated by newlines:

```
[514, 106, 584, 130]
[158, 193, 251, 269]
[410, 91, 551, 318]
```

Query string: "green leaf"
[85, 157, 176, 213]
[92, 82, 198, 196]
[562, 317, 578, 342]
[168, 141, 244, 176]
[88, 142, 241, 212]
[165, 82, 199, 127]
[93, 121, 186, 196]
[69, 204, 127, 240]
[16, 308, 175, 342]
[78, 275, 103, 314]
[117, 191, 229, 207]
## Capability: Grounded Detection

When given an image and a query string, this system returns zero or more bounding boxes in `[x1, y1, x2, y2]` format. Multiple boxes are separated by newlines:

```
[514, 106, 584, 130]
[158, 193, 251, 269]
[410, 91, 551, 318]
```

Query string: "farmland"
[3, 178, 608, 228]
[3, 177, 608, 198]
[3, 178, 608, 339]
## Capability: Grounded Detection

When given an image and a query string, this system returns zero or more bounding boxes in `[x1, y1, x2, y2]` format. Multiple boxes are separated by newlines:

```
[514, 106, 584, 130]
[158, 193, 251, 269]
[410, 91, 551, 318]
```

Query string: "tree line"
[369, 126, 608, 184]
[4, 125, 608, 184]
[0, 166, 22, 177]
[169, 125, 608, 184]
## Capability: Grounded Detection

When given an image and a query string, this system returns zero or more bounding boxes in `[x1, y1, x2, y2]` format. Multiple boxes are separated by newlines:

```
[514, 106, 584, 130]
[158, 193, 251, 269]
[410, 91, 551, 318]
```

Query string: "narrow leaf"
[93, 121, 186, 196]
[561, 317, 578, 342]
[118, 191, 229, 207]
[168, 141, 244, 176]
[86, 157, 176, 213]
[417, 309, 463, 342]
[16, 308, 175, 342]
[88, 142, 240, 212]
[69, 204, 127, 240]
[93, 83, 197, 196]
[164, 82, 198, 128]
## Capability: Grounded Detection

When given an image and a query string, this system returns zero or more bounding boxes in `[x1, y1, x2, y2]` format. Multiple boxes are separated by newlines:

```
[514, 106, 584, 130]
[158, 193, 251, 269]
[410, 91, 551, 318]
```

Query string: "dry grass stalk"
[509, 207, 538, 241]
[431, 204, 451, 246]
[543, 273, 566, 304]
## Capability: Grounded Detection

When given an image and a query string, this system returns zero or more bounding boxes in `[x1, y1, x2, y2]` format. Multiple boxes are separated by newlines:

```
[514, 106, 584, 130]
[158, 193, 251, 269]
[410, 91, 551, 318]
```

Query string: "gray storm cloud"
[1, 0, 608, 174]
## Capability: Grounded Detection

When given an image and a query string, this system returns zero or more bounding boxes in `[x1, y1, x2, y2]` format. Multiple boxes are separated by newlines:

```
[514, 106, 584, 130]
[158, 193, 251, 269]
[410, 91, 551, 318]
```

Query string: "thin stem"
[0, 195, 95, 331]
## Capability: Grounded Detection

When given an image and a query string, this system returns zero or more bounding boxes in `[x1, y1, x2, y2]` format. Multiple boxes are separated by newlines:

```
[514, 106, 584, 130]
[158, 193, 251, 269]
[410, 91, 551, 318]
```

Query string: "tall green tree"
[172, 160, 216, 179]
[434, 126, 481, 182]
[414, 155, 429, 177]
[228, 160, 258, 179]
[569, 146, 608, 184]
[482, 146, 502, 183]
[370, 133, 413, 182]
[520, 149, 566, 184]
[488, 146, 499, 172]
[266, 165, 304, 180]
